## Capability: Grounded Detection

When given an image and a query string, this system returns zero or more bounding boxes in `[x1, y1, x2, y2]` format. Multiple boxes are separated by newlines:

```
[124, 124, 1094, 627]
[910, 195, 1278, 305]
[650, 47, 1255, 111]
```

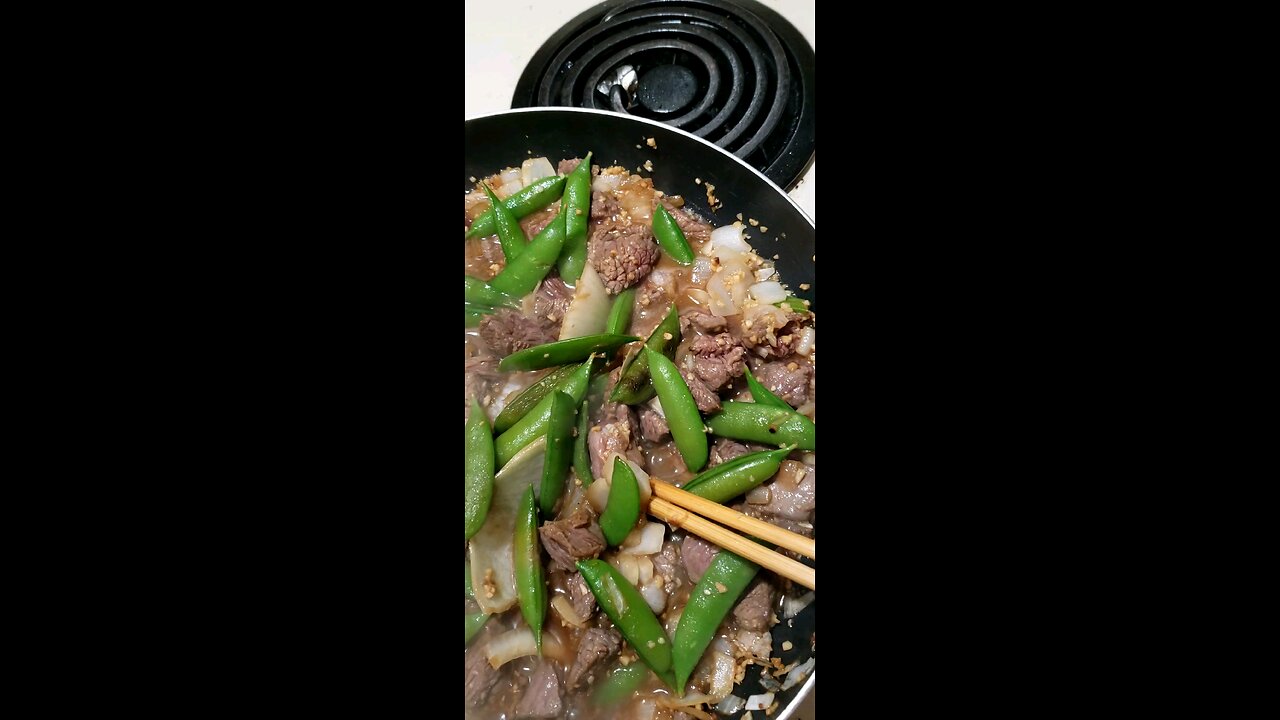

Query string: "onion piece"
[708, 647, 736, 700]
[782, 590, 815, 619]
[745, 692, 775, 710]
[636, 555, 654, 584]
[485, 628, 538, 669]
[609, 553, 640, 585]
[592, 173, 622, 192]
[639, 577, 666, 614]
[520, 157, 555, 187]
[754, 266, 776, 282]
[691, 256, 714, 284]
[748, 281, 787, 305]
[795, 327, 815, 356]
[781, 657, 816, 690]
[710, 223, 750, 254]
[551, 595, 588, 628]
[715, 696, 746, 715]
[558, 264, 610, 338]
[469, 438, 546, 614]
[541, 629, 573, 664]
[707, 258, 750, 317]
[620, 522, 665, 556]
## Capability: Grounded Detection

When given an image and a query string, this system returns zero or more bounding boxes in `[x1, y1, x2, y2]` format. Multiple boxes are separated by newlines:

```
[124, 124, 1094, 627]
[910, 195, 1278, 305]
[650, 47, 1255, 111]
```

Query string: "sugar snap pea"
[481, 181, 527, 261]
[514, 485, 545, 651]
[606, 287, 635, 336]
[671, 548, 759, 690]
[465, 561, 474, 598]
[466, 175, 566, 239]
[600, 456, 641, 546]
[743, 365, 791, 409]
[644, 346, 708, 472]
[573, 398, 594, 485]
[498, 333, 639, 372]
[681, 446, 793, 503]
[540, 391, 577, 516]
[592, 663, 649, 707]
[705, 401, 816, 450]
[465, 612, 490, 645]
[576, 559, 676, 688]
[489, 211, 566, 299]
[610, 304, 680, 405]
[493, 363, 581, 434]
[464, 276, 518, 309]
[464, 303, 496, 328]
[558, 151, 593, 283]
[776, 297, 810, 313]
[495, 359, 592, 467]
[651, 204, 695, 265]
[464, 397, 495, 539]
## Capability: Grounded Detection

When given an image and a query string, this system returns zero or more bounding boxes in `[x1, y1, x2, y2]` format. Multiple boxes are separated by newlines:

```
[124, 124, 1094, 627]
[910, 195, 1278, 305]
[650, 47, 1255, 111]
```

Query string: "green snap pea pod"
[592, 663, 650, 707]
[576, 559, 676, 688]
[495, 359, 593, 467]
[671, 548, 759, 690]
[465, 561, 474, 598]
[466, 175, 567, 239]
[600, 457, 641, 545]
[498, 332, 639, 372]
[464, 397, 495, 539]
[464, 276, 519, 309]
[573, 398, 594, 485]
[514, 485, 545, 651]
[489, 211, 566, 299]
[606, 287, 635, 336]
[705, 401, 816, 451]
[681, 446, 793, 503]
[743, 365, 791, 409]
[493, 363, 581, 434]
[651, 204, 695, 265]
[681, 446, 792, 491]
[644, 346, 708, 472]
[540, 391, 577, 516]
[558, 151, 593, 283]
[465, 612, 490, 645]
[481, 181, 528, 261]
[610, 304, 680, 405]
[465, 303, 496, 328]
[776, 297, 810, 313]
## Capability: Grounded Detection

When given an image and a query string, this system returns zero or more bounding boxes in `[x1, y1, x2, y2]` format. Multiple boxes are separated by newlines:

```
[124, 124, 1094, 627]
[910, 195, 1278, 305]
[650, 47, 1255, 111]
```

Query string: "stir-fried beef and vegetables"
[465, 155, 816, 720]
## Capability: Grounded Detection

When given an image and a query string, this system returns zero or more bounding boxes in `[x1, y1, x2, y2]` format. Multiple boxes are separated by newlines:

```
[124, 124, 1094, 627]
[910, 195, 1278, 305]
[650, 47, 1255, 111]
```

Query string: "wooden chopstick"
[650, 479, 816, 560]
[648, 489, 815, 591]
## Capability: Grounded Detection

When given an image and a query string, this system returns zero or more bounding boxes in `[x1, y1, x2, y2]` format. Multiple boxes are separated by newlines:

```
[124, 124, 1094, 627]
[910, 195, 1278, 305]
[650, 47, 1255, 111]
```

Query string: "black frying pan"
[465, 107, 815, 720]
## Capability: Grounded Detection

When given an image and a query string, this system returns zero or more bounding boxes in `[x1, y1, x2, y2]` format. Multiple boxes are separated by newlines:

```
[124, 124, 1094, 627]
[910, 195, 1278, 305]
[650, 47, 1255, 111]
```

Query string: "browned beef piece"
[753, 359, 814, 407]
[733, 578, 776, 631]
[566, 570, 597, 621]
[588, 403, 639, 478]
[464, 354, 503, 421]
[533, 276, 574, 325]
[591, 190, 620, 220]
[680, 307, 727, 334]
[521, 206, 559, 238]
[635, 277, 669, 310]
[538, 507, 606, 572]
[688, 332, 746, 391]
[588, 221, 660, 294]
[637, 408, 670, 442]
[734, 501, 813, 538]
[740, 310, 808, 360]
[465, 642, 501, 707]
[758, 462, 815, 522]
[566, 627, 622, 688]
[681, 533, 717, 583]
[709, 437, 750, 467]
[650, 536, 682, 585]
[678, 366, 721, 414]
[514, 659, 563, 719]
[479, 308, 559, 357]
[557, 157, 581, 175]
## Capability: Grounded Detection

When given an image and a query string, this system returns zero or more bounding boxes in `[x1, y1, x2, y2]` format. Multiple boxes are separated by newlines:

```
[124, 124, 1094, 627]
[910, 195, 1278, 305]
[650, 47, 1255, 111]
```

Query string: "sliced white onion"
[800, 452, 816, 467]
[754, 266, 776, 282]
[710, 223, 750, 254]
[639, 577, 666, 614]
[551, 595, 588, 628]
[592, 174, 622, 192]
[541, 630, 573, 664]
[645, 396, 666, 418]
[748, 281, 787, 305]
[782, 590, 815, 619]
[781, 657, 816, 690]
[485, 628, 538, 669]
[609, 553, 640, 585]
[795, 327, 815, 356]
[692, 256, 714, 284]
[559, 264, 610, 339]
[708, 647, 736, 700]
[684, 288, 713, 307]
[469, 438, 546, 614]
[520, 157, 555, 187]
[707, 258, 750, 317]
[619, 185, 654, 222]
[620, 522, 665, 556]
[745, 485, 771, 505]
[636, 555, 654, 584]
[715, 696, 746, 715]
[633, 699, 656, 720]
[497, 168, 521, 195]
[745, 692, 775, 710]
[796, 400, 815, 421]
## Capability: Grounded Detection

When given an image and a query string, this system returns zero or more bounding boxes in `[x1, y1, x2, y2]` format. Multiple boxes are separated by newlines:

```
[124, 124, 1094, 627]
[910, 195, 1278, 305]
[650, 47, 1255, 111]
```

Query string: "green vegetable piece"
[558, 151, 593, 283]
[481, 181, 528, 261]
[671, 549, 759, 690]
[465, 561, 474, 598]
[651, 204, 695, 265]
[540, 391, 577, 516]
[464, 397, 495, 539]
[514, 485, 545, 651]
[465, 303, 496, 327]
[644, 346, 708, 472]
[776, 297, 810, 313]
[465, 276, 519, 309]
[600, 457, 641, 546]
[465, 612, 490, 645]
[606, 287, 636, 336]
[466, 175, 566, 239]
[493, 363, 581, 434]
[592, 663, 650, 707]
[489, 211, 566, 299]
[573, 398, 594, 486]
[495, 359, 592, 467]
[743, 365, 791, 409]
[681, 446, 793, 503]
[576, 559, 675, 686]
[704, 401, 816, 451]
[610, 304, 680, 405]
[498, 332, 639, 373]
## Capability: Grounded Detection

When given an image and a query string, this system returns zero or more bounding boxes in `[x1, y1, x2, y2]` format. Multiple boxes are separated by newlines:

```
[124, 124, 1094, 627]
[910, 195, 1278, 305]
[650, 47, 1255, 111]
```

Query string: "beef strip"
[566, 627, 622, 688]
[478, 308, 559, 357]
[757, 461, 815, 522]
[464, 354, 503, 422]
[635, 277, 669, 309]
[678, 366, 722, 413]
[513, 659, 563, 719]
[708, 437, 750, 467]
[588, 403, 643, 478]
[637, 407, 670, 442]
[687, 332, 746, 391]
[566, 570, 597, 621]
[588, 221, 660, 295]
[557, 157, 581, 175]
[532, 276, 574, 326]
[591, 190, 620, 220]
[739, 309, 808, 360]
[753, 359, 814, 407]
[465, 642, 502, 707]
[733, 578, 776, 631]
[538, 507, 606, 572]
[680, 306, 727, 334]
[681, 533, 717, 583]
[521, 206, 559, 238]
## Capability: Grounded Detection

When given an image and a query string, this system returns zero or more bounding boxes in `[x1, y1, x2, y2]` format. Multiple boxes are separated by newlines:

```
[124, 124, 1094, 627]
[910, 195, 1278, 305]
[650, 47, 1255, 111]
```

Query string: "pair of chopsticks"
[648, 478, 815, 591]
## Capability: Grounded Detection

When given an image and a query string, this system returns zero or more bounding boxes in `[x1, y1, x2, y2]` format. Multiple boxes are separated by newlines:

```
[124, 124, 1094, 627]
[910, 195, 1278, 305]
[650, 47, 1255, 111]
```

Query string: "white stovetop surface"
[463, 0, 816, 221]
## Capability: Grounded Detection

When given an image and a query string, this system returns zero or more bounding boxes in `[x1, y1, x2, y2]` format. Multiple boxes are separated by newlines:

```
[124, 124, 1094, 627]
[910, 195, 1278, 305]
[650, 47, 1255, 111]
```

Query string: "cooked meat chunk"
[566, 627, 622, 688]
[651, 537, 683, 586]
[478, 308, 559, 357]
[758, 461, 815, 522]
[678, 366, 722, 414]
[464, 354, 503, 421]
[533, 276, 574, 325]
[521, 206, 559, 238]
[681, 533, 717, 583]
[557, 157, 581, 175]
[465, 642, 502, 707]
[733, 578, 776, 631]
[734, 628, 774, 659]
[514, 659, 563, 719]
[687, 332, 746, 391]
[753, 359, 814, 407]
[740, 309, 808, 360]
[588, 403, 643, 478]
[566, 570, 597, 621]
[637, 408, 670, 442]
[591, 190, 620, 220]
[734, 501, 814, 538]
[588, 221, 660, 294]
[636, 277, 669, 309]
[680, 307, 727, 333]
[538, 507, 606, 572]
[709, 438, 750, 467]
